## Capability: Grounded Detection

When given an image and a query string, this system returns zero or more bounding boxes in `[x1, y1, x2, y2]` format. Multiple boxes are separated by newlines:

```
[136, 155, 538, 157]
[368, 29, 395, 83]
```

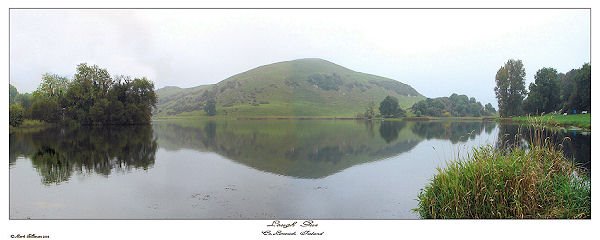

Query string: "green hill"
[156, 58, 425, 117]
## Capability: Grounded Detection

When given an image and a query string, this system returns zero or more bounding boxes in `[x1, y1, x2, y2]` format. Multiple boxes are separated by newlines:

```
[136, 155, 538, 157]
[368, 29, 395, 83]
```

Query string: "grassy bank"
[9, 119, 52, 133]
[513, 114, 590, 130]
[415, 127, 590, 219]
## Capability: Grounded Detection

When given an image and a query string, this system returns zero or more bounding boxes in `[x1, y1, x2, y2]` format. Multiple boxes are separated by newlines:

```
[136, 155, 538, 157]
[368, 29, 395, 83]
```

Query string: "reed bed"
[415, 118, 590, 219]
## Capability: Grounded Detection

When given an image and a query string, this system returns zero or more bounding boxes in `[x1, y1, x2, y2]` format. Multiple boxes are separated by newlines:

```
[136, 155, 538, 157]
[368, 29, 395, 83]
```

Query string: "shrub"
[9, 104, 24, 127]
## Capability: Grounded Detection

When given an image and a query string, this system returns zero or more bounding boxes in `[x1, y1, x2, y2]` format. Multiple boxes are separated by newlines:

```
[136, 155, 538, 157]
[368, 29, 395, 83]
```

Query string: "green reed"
[415, 117, 590, 219]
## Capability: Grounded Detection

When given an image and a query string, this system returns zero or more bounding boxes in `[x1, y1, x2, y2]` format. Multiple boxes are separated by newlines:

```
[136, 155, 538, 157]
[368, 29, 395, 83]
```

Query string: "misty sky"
[10, 9, 590, 107]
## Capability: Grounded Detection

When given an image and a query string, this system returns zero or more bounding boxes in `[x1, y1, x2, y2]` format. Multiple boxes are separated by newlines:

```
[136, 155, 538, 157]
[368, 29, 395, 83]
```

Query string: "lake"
[9, 119, 590, 219]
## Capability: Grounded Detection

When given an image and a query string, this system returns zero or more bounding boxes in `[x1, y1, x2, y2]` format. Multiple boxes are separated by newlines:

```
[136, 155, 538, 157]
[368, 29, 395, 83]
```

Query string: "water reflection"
[496, 124, 591, 171]
[10, 119, 589, 183]
[153, 120, 496, 179]
[154, 120, 425, 178]
[410, 121, 497, 143]
[10, 125, 157, 184]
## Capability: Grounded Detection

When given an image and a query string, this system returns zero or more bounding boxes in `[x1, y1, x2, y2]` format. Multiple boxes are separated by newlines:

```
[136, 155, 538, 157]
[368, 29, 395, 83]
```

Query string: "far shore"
[153, 114, 591, 132]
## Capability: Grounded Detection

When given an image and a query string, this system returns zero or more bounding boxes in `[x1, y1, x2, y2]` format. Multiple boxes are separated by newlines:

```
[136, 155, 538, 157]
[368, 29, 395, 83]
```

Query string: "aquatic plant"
[415, 118, 590, 219]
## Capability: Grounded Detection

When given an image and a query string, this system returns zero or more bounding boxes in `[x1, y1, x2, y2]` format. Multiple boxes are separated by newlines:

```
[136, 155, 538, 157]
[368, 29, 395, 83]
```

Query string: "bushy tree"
[484, 103, 497, 115]
[9, 84, 18, 104]
[411, 94, 492, 117]
[16, 63, 159, 125]
[9, 104, 24, 127]
[379, 96, 405, 118]
[495, 59, 527, 117]
[523, 68, 560, 114]
[364, 101, 376, 119]
[561, 63, 591, 113]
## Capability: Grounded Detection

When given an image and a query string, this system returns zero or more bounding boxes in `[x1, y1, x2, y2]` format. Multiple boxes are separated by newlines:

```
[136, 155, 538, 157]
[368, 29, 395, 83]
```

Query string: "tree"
[37, 73, 70, 99]
[9, 104, 24, 127]
[558, 63, 590, 113]
[484, 103, 497, 115]
[28, 64, 159, 125]
[9, 84, 18, 104]
[204, 99, 217, 116]
[495, 59, 527, 117]
[364, 101, 376, 119]
[523, 67, 560, 114]
[379, 96, 406, 118]
[576, 63, 591, 112]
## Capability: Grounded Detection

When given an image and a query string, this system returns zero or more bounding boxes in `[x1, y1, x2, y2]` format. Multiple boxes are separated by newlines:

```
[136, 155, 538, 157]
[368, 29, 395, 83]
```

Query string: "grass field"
[512, 114, 591, 130]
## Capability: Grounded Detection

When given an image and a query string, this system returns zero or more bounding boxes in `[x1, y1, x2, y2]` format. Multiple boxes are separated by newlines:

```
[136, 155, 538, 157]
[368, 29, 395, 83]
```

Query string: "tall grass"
[415, 118, 590, 219]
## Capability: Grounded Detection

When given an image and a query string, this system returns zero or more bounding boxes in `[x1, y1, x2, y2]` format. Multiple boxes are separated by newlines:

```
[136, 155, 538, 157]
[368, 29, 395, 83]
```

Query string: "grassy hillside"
[156, 58, 425, 117]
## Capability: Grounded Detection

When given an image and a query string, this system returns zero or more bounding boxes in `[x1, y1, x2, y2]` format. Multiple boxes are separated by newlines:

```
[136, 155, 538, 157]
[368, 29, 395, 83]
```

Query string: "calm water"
[9, 119, 590, 219]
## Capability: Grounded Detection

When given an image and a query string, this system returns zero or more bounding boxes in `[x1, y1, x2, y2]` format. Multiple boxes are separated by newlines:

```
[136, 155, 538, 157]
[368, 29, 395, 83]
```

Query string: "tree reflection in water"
[11, 125, 157, 184]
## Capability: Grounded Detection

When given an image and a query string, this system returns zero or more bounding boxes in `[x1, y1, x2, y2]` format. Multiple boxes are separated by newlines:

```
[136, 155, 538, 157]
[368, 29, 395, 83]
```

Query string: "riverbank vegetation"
[9, 63, 157, 127]
[410, 93, 496, 117]
[494, 60, 590, 117]
[513, 114, 591, 130]
[415, 124, 590, 219]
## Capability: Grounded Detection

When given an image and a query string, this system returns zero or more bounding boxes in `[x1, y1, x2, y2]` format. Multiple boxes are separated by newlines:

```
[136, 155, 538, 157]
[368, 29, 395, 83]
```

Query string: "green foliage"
[379, 95, 406, 118]
[484, 103, 497, 115]
[9, 84, 18, 104]
[155, 58, 424, 117]
[364, 101, 376, 119]
[30, 96, 61, 123]
[411, 93, 493, 117]
[523, 68, 560, 114]
[9, 104, 25, 127]
[559, 63, 590, 113]
[62, 64, 157, 124]
[513, 114, 591, 130]
[416, 127, 590, 219]
[495, 59, 527, 117]
[204, 99, 217, 116]
[37, 73, 70, 99]
[12, 64, 157, 125]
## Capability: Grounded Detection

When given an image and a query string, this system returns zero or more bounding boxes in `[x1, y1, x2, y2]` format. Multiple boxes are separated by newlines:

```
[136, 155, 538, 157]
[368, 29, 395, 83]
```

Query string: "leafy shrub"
[9, 104, 24, 127]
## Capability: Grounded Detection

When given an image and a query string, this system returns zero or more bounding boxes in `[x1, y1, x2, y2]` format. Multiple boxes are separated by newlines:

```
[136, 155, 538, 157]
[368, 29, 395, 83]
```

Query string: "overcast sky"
[10, 9, 590, 106]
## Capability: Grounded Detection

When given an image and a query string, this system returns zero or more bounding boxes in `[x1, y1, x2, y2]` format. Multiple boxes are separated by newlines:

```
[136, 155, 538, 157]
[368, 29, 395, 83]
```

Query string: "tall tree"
[559, 63, 591, 113]
[495, 59, 527, 117]
[524, 67, 560, 114]
[9, 84, 18, 104]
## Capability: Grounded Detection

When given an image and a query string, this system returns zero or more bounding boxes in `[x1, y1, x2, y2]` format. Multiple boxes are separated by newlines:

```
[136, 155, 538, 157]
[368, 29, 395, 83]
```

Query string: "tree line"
[495, 59, 590, 117]
[360, 93, 495, 119]
[9, 63, 157, 127]
[411, 93, 496, 117]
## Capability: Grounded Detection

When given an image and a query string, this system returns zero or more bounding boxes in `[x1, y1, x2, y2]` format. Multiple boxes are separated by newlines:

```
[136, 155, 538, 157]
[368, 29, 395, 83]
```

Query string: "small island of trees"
[9, 63, 157, 127]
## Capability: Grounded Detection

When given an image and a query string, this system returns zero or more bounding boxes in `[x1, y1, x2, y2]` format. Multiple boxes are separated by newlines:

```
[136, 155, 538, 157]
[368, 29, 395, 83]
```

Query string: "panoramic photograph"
[8, 9, 590, 219]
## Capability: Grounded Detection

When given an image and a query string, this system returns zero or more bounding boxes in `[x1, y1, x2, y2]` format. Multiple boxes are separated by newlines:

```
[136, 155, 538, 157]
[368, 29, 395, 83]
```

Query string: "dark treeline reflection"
[496, 124, 591, 171]
[10, 125, 157, 184]
[410, 121, 497, 144]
